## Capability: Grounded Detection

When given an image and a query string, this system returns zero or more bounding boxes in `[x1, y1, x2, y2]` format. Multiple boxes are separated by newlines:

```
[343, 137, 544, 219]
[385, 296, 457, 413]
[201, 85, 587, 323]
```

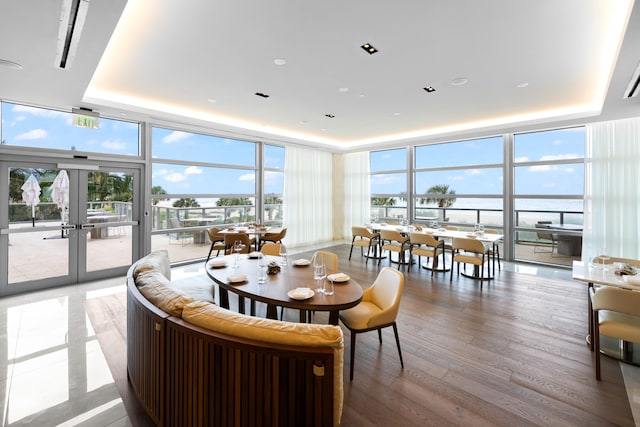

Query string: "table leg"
[587, 282, 594, 349]
[328, 311, 339, 325]
[299, 309, 308, 323]
[266, 303, 278, 320]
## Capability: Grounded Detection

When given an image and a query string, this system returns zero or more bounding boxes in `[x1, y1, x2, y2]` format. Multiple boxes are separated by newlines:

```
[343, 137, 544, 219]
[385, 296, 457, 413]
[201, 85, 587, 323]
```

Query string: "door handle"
[80, 223, 96, 229]
[62, 224, 77, 231]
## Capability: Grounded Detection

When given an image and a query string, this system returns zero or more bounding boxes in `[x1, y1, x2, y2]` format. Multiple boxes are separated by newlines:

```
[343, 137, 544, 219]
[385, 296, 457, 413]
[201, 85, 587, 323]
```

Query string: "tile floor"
[1, 259, 638, 426]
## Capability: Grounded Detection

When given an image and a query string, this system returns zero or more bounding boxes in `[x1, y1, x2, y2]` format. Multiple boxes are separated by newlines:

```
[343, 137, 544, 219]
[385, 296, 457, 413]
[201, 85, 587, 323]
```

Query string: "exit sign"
[72, 108, 99, 129]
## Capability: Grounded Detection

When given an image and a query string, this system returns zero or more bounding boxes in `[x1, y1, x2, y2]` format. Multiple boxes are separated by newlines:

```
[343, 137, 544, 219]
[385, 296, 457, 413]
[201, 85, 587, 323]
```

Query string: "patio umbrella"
[21, 174, 41, 227]
[51, 170, 70, 236]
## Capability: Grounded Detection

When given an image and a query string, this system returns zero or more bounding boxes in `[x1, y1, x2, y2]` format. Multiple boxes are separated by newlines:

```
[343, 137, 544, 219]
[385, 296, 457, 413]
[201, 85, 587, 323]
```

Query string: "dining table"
[220, 226, 272, 251]
[205, 254, 363, 324]
[367, 223, 503, 278]
[572, 259, 640, 365]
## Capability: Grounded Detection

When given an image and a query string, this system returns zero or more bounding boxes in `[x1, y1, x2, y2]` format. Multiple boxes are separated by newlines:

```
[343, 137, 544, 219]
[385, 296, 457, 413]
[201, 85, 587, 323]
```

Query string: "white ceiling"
[2, 0, 640, 152]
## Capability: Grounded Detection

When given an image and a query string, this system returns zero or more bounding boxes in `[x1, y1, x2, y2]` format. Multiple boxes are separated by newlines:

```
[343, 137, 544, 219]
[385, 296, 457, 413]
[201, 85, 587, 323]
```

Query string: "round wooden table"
[206, 254, 363, 324]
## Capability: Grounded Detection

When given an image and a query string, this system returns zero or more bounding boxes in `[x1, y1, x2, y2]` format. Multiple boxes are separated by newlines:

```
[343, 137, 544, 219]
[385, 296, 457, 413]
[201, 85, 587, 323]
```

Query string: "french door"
[0, 158, 142, 296]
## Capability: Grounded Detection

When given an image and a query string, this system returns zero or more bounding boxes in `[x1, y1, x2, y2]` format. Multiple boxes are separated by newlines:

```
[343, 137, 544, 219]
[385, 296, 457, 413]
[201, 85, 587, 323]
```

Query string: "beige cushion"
[136, 269, 195, 317]
[169, 279, 215, 303]
[182, 300, 344, 426]
[133, 250, 171, 280]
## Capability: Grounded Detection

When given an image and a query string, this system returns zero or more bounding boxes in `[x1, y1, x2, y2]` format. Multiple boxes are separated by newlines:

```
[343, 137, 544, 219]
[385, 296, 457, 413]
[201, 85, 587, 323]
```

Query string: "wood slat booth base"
[126, 254, 340, 427]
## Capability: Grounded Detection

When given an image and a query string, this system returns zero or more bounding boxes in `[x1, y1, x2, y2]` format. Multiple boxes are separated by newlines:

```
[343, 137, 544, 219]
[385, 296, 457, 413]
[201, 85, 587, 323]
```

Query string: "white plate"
[207, 259, 227, 268]
[288, 288, 314, 300]
[623, 275, 640, 286]
[328, 273, 350, 282]
[227, 274, 247, 283]
[293, 259, 311, 266]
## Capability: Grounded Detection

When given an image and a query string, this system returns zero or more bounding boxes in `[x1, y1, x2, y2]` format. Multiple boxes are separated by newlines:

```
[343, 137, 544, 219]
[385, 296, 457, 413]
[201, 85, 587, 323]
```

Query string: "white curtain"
[342, 151, 370, 239]
[283, 146, 333, 248]
[584, 117, 640, 261]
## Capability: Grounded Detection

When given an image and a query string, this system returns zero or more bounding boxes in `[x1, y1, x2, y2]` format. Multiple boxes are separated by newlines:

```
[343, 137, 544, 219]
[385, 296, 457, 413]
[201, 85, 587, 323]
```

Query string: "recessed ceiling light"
[0, 59, 23, 70]
[274, 58, 286, 65]
[393, 112, 401, 116]
[359, 93, 366, 97]
[325, 114, 335, 118]
[360, 43, 378, 54]
[423, 86, 436, 93]
[255, 92, 270, 98]
[517, 82, 529, 88]
[207, 98, 217, 103]
[451, 78, 468, 86]
[338, 87, 349, 93]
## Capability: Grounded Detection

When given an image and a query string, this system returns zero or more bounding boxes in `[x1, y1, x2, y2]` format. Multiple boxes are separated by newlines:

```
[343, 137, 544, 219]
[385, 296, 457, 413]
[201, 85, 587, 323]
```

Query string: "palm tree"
[173, 198, 200, 208]
[371, 197, 396, 206]
[151, 186, 168, 205]
[420, 184, 456, 208]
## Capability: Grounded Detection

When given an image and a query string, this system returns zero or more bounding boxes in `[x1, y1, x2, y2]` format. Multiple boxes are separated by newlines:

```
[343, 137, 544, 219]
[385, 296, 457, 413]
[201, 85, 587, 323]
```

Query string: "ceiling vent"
[624, 59, 640, 98]
[55, 0, 90, 69]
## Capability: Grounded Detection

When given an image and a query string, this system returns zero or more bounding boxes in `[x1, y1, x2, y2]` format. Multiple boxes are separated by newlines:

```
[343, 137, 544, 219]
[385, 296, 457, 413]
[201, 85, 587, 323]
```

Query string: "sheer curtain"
[584, 117, 640, 261]
[342, 151, 370, 238]
[283, 146, 333, 248]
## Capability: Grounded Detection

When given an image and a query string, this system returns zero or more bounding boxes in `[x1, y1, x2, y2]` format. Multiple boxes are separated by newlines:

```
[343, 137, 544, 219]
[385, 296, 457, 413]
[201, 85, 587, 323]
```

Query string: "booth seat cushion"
[133, 249, 171, 280]
[169, 279, 215, 304]
[182, 300, 344, 424]
[136, 269, 195, 317]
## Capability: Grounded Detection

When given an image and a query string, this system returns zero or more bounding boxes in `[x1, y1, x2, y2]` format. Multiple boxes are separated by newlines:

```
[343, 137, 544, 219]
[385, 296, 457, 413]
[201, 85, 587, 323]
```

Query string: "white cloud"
[539, 153, 580, 161]
[164, 172, 186, 182]
[163, 131, 191, 143]
[239, 173, 256, 181]
[529, 165, 550, 172]
[102, 139, 126, 150]
[12, 105, 66, 118]
[184, 166, 203, 175]
[514, 156, 529, 162]
[468, 169, 483, 175]
[16, 129, 47, 140]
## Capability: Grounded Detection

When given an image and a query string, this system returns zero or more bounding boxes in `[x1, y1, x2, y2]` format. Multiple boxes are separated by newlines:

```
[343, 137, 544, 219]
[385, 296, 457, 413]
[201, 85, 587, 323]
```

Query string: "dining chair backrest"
[409, 232, 439, 248]
[380, 229, 408, 244]
[223, 232, 252, 253]
[592, 256, 640, 267]
[352, 225, 377, 240]
[365, 267, 405, 324]
[313, 250, 338, 271]
[207, 227, 224, 244]
[260, 242, 281, 256]
[536, 221, 554, 241]
[452, 237, 487, 255]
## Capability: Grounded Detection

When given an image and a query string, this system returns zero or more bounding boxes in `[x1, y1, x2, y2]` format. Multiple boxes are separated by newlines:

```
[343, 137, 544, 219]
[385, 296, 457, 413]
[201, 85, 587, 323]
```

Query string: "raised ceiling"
[1, 0, 640, 151]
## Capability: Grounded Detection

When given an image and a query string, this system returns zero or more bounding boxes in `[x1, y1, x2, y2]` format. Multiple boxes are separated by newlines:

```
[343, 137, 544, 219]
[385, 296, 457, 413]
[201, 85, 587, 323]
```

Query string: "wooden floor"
[302, 244, 632, 426]
[120, 243, 633, 426]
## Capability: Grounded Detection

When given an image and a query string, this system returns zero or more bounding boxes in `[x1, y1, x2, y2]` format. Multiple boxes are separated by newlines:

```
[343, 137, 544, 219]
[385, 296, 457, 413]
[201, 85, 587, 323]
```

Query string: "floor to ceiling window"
[263, 144, 284, 227]
[512, 127, 585, 264]
[150, 127, 261, 263]
[369, 148, 408, 223]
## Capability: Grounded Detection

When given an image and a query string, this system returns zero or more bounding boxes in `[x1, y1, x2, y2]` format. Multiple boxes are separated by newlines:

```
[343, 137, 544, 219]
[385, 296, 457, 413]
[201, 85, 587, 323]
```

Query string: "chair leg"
[594, 312, 601, 380]
[348, 243, 354, 260]
[350, 330, 357, 381]
[392, 322, 404, 368]
[378, 328, 382, 343]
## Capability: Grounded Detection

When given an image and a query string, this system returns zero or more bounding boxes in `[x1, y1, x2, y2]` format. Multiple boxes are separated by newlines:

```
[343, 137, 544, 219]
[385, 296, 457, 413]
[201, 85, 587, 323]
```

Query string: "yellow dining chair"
[313, 250, 339, 271]
[379, 229, 410, 267]
[450, 237, 490, 288]
[260, 242, 281, 256]
[205, 227, 226, 263]
[260, 227, 287, 247]
[339, 267, 405, 381]
[590, 286, 640, 380]
[409, 232, 445, 275]
[349, 226, 380, 264]
[223, 232, 255, 254]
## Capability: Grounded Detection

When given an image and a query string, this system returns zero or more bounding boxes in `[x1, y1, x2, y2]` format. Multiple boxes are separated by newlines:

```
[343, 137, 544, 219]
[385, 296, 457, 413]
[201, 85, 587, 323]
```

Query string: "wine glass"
[257, 253, 267, 284]
[599, 247, 610, 269]
[314, 263, 326, 294]
[233, 240, 242, 267]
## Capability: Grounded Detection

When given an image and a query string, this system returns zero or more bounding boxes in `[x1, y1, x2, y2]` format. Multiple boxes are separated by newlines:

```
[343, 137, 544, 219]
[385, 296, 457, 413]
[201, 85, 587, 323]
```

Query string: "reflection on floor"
[1, 257, 638, 426]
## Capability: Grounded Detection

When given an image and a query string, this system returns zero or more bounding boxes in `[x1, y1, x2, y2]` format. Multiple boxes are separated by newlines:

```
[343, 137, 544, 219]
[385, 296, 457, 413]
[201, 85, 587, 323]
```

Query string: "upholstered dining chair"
[313, 250, 339, 271]
[590, 286, 640, 380]
[205, 227, 226, 263]
[379, 229, 410, 267]
[223, 232, 255, 254]
[260, 242, 281, 256]
[260, 227, 287, 247]
[408, 232, 445, 276]
[339, 267, 405, 381]
[349, 226, 380, 264]
[450, 237, 490, 288]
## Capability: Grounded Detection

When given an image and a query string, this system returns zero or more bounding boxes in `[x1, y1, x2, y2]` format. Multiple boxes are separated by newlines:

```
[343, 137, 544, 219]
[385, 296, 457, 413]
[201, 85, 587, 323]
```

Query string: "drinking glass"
[599, 247, 610, 269]
[233, 240, 242, 267]
[279, 245, 288, 267]
[324, 275, 334, 296]
[257, 253, 267, 284]
[314, 263, 326, 294]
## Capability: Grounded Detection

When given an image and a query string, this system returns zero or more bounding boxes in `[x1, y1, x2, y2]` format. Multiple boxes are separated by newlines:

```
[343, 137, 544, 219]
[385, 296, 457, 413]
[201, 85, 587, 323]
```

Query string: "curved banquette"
[127, 250, 344, 426]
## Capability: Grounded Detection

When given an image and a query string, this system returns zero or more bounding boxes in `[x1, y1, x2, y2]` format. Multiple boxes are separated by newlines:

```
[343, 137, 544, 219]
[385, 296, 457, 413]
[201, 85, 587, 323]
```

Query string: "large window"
[150, 127, 259, 262]
[263, 144, 284, 226]
[370, 148, 408, 222]
[414, 136, 504, 227]
[1, 102, 140, 156]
